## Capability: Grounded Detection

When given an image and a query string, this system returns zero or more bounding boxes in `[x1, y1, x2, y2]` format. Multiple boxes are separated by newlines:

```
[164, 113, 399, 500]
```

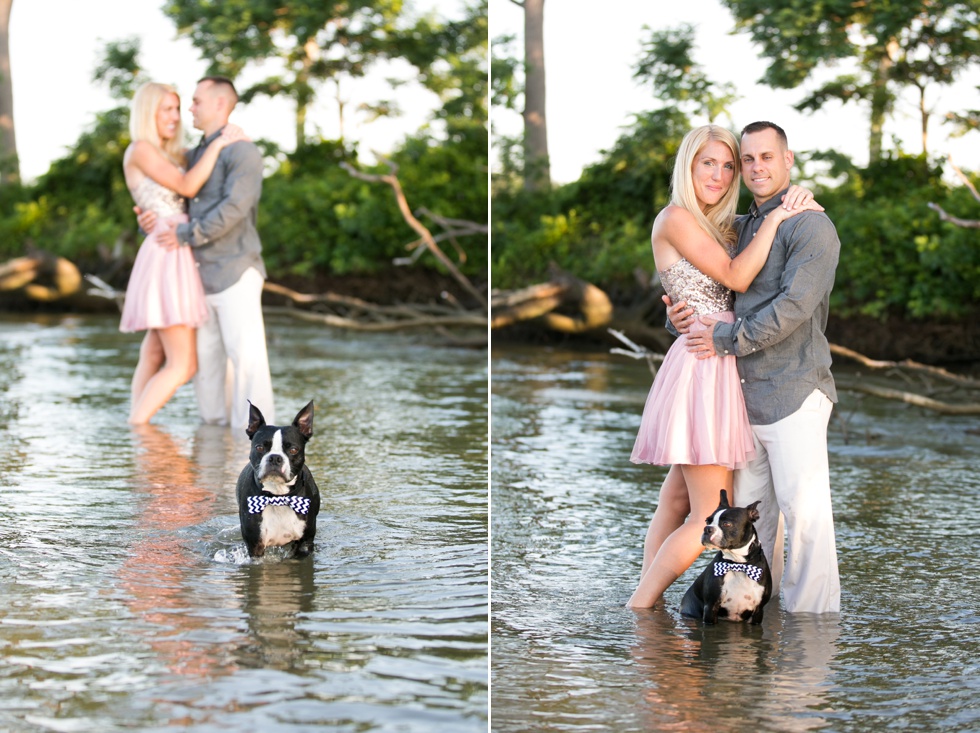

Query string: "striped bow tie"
[246, 495, 311, 515]
[713, 561, 763, 583]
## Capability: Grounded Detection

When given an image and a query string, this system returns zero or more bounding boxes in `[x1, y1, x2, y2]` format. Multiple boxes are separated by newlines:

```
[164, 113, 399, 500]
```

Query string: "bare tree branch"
[341, 157, 487, 309]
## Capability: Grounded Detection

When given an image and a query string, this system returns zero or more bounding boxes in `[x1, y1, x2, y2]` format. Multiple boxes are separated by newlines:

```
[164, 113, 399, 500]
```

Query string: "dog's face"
[246, 400, 314, 495]
[701, 489, 760, 551]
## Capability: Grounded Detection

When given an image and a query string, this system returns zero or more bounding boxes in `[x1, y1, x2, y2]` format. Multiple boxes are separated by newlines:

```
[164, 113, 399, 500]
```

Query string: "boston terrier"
[680, 489, 772, 625]
[236, 400, 320, 559]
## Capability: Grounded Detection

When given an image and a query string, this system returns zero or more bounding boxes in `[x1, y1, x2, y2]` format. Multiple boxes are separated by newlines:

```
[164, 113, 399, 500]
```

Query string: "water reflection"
[119, 424, 235, 680]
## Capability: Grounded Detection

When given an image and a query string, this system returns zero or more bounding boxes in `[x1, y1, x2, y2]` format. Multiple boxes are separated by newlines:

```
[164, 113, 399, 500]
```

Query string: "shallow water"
[491, 344, 980, 732]
[0, 313, 487, 732]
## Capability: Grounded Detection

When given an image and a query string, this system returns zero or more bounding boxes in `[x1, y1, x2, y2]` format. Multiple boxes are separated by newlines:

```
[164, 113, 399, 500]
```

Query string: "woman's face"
[155, 92, 181, 142]
[692, 140, 736, 210]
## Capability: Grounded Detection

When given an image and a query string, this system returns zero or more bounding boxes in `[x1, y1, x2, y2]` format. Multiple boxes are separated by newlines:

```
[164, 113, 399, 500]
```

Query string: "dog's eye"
[256, 445, 266, 453]
[288, 447, 299, 455]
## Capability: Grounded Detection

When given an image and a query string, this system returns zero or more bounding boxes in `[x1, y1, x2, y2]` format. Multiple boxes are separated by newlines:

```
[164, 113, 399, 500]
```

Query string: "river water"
[491, 344, 980, 732]
[0, 313, 487, 732]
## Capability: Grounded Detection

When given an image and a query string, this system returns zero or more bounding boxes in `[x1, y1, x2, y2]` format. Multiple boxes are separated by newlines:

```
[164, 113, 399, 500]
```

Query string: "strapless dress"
[631, 254, 755, 469]
[119, 176, 208, 333]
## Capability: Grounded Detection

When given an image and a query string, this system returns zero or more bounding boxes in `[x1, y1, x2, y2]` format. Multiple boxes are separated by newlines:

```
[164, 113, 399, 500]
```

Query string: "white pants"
[735, 389, 840, 614]
[194, 267, 275, 430]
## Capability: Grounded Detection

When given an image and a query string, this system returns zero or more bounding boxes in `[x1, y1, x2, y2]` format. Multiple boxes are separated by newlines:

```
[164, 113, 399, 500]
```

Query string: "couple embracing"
[119, 76, 275, 429]
[628, 121, 841, 616]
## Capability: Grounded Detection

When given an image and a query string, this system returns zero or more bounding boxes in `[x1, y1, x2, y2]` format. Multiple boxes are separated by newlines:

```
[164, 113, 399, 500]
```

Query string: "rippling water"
[0, 314, 487, 732]
[491, 344, 980, 732]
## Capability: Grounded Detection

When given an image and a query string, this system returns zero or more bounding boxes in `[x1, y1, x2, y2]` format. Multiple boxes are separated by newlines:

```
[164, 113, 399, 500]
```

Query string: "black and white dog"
[236, 400, 320, 559]
[680, 489, 772, 624]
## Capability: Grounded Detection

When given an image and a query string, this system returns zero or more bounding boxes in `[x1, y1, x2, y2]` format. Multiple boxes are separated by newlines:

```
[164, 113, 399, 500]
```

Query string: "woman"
[119, 82, 245, 425]
[626, 125, 821, 609]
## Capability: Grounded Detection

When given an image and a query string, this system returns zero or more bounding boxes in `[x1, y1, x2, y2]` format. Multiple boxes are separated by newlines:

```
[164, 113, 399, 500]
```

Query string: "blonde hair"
[670, 125, 739, 246]
[129, 82, 186, 166]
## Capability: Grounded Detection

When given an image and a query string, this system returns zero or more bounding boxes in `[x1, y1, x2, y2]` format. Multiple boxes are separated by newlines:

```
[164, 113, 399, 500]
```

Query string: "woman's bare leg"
[129, 325, 198, 425]
[639, 465, 689, 579]
[131, 331, 164, 409]
[627, 464, 733, 608]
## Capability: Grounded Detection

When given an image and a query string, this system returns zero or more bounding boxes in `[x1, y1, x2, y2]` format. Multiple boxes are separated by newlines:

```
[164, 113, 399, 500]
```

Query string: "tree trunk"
[867, 40, 898, 164]
[523, 0, 550, 191]
[0, 0, 18, 183]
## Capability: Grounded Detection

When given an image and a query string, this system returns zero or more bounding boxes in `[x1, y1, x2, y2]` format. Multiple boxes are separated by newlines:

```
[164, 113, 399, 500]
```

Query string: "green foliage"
[493, 106, 980, 322]
[492, 108, 689, 290]
[633, 24, 738, 124]
[258, 133, 487, 278]
[817, 153, 980, 319]
[164, 0, 407, 145]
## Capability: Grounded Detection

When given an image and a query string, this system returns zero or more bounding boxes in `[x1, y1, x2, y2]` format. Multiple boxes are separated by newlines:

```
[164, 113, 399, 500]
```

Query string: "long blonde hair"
[670, 125, 739, 246]
[129, 82, 186, 166]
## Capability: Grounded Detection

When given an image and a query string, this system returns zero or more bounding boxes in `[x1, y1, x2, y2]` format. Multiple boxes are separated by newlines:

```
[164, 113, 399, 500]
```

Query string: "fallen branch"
[263, 305, 486, 332]
[927, 156, 980, 228]
[838, 380, 980, 415]
[341, 156, 487, 309]
[830, 343, 980, 389]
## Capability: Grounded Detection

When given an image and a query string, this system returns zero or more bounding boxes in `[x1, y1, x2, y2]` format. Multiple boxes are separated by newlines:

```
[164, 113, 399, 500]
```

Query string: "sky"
[489, 0, 980, 184]
[8, 0, 458, 183]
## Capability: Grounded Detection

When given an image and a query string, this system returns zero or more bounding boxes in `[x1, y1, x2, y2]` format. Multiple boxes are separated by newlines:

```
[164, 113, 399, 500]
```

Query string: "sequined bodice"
[659, 250, 735, 316]
[132, 176, 185, 217]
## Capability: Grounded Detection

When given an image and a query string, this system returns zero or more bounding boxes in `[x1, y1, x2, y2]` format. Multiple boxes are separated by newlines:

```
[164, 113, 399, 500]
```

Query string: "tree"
[721, 0, 980, 163]
[507, 0, 549, 191]
[633, 24, 737, 124]
[92, 38, 147, 102]
[0, 0, 17, 183]
[163, 0, 404, 148]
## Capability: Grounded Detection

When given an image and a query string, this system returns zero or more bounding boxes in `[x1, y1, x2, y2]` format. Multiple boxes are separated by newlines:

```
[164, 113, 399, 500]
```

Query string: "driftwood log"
[0, 252, 83, 302]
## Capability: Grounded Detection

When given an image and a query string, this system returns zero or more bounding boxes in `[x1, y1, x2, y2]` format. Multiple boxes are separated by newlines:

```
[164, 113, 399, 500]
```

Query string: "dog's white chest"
[718, 572, 765, 621]
[259, 505, 306, 548]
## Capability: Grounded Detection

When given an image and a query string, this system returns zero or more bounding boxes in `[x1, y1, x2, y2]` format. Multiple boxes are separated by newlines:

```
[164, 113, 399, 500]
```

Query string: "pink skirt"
[119, 213, 208, 333]
[631, 311, 756, 470]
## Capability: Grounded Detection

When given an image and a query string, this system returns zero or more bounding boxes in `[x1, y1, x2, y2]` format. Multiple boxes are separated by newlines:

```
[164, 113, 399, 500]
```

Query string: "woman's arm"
[126, 125, 248, 198]
[661, 200, 823, 294]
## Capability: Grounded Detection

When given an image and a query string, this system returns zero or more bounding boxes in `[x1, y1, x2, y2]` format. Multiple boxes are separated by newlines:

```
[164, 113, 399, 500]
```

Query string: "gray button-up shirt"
[712, 189, 840, 425]
[176, 129, 267, 294]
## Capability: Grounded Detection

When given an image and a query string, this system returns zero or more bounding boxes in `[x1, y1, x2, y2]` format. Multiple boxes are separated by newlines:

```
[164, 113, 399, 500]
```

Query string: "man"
[143, 76, 275, 429]
[672, 121, 841, 614]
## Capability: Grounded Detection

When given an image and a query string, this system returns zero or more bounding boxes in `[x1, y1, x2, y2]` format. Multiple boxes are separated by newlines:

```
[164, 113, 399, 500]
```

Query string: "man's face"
[189, 81, 218, 132]
[740, 128, 794, 203]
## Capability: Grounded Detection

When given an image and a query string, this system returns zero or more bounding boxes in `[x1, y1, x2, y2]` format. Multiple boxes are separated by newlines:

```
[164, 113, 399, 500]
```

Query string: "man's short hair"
[198, 75, 239, 105]
[741, 121, 788, 148]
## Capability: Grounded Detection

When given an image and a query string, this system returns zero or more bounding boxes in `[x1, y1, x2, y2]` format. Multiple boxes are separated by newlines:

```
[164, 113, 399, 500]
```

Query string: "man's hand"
[663, 295, 695, 334]
[156, 221, 179, 250]
[685, 317, 719, 359]
[134, 206, 157, 234]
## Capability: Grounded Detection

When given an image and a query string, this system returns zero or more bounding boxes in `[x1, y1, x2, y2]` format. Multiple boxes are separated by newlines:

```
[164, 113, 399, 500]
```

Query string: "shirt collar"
[199, 126, 226, 148]
[749, 187, 791, 218]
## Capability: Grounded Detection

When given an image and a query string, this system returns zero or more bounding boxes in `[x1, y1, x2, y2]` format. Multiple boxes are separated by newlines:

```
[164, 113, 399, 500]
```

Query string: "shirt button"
[724, 350, 729, 354]
[741, 379, 745, 384]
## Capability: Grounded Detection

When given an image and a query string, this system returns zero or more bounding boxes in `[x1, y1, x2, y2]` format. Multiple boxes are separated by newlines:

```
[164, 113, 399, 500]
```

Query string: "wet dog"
[680, 490, 772, 624]
[236, 400, 320, 558]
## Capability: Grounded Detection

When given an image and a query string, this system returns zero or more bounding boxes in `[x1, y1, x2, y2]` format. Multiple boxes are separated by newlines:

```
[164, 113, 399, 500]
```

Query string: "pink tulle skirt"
[119, 213, 208, 333]
[631, 311, 756, 469]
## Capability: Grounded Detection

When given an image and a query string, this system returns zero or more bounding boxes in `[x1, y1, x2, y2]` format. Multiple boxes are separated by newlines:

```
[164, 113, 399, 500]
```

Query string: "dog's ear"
[246, 400, 266, 439]
[746, 501, 761, 523]
[294, 400, 314, 440]
[719, 489, 730, 508]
